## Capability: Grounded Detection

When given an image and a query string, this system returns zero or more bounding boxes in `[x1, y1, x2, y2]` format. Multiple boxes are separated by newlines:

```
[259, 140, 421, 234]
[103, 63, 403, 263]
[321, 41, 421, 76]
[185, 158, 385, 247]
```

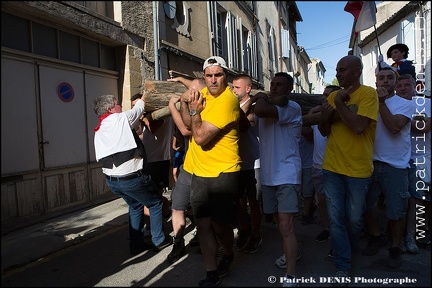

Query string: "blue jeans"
[106, 173, 165, 248]
[323, 170, 370, 272]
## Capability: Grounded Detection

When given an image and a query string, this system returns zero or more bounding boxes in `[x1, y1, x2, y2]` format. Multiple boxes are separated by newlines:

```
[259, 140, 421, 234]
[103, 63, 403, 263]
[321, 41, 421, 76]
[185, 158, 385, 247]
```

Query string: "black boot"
[167, 236, 185, 264]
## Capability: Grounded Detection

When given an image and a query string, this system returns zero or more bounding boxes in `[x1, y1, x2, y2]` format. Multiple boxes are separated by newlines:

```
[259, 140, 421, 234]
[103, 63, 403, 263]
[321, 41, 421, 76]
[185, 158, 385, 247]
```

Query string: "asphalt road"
[1, 209, 430, 287]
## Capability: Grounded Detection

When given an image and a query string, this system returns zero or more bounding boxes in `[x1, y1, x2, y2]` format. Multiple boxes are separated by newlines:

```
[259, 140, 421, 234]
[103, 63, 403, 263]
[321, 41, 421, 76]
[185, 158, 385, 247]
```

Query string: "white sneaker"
[275, 254, 287, 268]
[275, 249, 301, 269]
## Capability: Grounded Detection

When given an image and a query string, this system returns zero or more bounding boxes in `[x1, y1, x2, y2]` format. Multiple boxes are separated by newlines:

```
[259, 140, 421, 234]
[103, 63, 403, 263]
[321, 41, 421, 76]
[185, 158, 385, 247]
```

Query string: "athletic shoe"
[236, 226, 252, 249]
[362, 234, 387, 256]
[275, 248, 301, 269]
[217, 253, 234, 277]
[153, 236, 173, 252]
[243, 234, 262, 253]
[315, 229, 331, 242]
[198, 276, 220, 287]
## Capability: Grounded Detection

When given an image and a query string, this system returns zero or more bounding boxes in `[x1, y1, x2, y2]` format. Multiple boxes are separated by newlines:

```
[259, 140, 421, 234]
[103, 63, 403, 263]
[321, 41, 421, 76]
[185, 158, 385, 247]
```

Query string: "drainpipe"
[153, 1, 160, 80]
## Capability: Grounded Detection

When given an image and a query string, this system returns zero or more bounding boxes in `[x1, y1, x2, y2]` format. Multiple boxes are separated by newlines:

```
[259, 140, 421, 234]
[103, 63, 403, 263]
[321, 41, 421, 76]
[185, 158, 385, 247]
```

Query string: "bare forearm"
[335, 101, 368, 135]
[318, 120, 330, 136]
[254, 97, 278, 118]
[379, 102, 408, 134]
[180, 101, 192, 129]
[170, 105, 191, 136]
[190, 115, 215, 146]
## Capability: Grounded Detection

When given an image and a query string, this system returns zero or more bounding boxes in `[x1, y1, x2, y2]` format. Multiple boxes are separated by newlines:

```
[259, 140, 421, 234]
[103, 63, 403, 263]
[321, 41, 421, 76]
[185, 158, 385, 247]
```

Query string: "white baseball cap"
[203, 56, 228, 71]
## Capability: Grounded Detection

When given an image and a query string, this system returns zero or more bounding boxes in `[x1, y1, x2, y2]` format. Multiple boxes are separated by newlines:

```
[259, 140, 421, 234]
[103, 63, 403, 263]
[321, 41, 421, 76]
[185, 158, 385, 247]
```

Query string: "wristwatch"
[190, 109, 200, 116]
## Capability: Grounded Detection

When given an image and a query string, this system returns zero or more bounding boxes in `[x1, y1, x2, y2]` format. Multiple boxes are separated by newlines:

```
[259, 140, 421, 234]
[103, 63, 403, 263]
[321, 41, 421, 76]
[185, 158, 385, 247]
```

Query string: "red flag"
[344, 1, 364, 19]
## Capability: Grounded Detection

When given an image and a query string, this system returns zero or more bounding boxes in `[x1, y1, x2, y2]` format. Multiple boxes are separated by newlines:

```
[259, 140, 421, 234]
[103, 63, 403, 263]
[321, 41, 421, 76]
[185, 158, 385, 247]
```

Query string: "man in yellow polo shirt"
[318, 55, 378, 282]
[179, 56, 241, 287]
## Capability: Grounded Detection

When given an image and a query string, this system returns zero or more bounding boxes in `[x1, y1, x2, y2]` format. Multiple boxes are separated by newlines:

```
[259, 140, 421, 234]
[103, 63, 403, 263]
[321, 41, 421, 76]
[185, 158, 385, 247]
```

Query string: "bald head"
[232, 74, 253, 101]
[336, 55, 363, 88]
[340, 55, 363, 70]
[190, 78, 206, 91]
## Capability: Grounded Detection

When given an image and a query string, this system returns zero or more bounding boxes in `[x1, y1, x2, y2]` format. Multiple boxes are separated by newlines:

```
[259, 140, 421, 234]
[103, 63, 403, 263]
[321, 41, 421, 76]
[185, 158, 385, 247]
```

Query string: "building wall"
[158, 1, 212, 80]
[1, 1, 308, 233]
[308, 59, 326, 94]
[1, 1, 131, 234]
[353, 1, 430, 94]
[255, 1, 279, 89]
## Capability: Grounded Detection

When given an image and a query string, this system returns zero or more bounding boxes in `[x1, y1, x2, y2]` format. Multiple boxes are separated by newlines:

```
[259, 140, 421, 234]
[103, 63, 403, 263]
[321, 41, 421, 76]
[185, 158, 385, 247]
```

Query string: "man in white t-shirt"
[363, 68, 414, 269]
[254, 72, 302, 287]
[396, 74, 431, 251]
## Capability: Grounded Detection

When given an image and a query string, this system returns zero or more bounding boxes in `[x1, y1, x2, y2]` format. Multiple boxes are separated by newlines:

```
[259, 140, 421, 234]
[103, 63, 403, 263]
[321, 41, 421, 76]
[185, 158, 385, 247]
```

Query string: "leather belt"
[105, 170, 143, 181]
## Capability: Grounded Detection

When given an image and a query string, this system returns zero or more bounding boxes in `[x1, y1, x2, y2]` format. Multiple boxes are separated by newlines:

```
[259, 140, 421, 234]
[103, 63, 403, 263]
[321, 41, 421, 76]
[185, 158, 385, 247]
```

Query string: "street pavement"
[1, 192, 430, 287]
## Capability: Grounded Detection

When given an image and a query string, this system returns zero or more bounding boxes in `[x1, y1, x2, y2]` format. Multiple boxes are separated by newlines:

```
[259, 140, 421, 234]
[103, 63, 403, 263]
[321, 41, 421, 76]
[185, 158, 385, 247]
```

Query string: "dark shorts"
[239, 169, 259, 201]
[171, 165, 192, 211]
[147, 160, 170, 187]
[408, 159, 431, 201]
[366, 161, 410, 220]
[190, 172, 240, 225]
[173, 151, 185, 168]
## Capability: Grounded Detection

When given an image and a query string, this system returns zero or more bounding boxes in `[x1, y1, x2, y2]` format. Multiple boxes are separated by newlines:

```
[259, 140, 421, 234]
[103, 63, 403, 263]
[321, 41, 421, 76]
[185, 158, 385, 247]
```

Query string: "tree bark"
[142, 81, 324, 122]
[250, 89, 322, 115]
[142, 80, 187, 112]
[149, 102, 180, 121]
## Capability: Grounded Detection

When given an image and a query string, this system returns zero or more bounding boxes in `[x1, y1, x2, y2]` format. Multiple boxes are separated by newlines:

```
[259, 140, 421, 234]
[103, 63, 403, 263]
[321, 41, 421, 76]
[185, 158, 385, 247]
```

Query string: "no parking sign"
[57, 82, 74, 102]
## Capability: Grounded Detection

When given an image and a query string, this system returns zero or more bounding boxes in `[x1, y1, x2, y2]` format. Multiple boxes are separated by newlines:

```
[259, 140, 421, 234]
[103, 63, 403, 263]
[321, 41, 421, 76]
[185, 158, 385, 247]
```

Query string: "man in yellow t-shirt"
[318, 55, 378, 279]
[179, 56, 241, 287]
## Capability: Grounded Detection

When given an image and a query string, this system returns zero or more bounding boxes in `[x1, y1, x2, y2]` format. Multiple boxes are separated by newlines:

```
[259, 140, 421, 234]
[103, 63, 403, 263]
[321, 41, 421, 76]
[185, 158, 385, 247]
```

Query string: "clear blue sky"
[296, 1, 355, 84]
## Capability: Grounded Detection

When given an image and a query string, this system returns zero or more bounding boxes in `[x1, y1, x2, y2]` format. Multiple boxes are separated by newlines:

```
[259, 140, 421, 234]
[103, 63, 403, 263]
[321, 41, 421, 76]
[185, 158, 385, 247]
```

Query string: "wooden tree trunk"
[251, 89, 322, 115]
[150, 102, 180, 120]
[142, 80, 187, 112]
[142, 81, 324, 122]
